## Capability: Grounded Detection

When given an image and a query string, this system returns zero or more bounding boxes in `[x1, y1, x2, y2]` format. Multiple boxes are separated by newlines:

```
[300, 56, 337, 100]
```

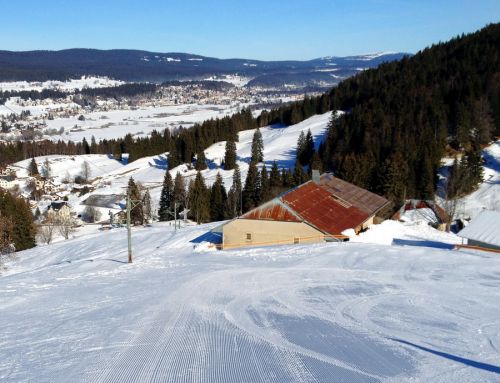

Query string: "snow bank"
[352, 220, 461, 246]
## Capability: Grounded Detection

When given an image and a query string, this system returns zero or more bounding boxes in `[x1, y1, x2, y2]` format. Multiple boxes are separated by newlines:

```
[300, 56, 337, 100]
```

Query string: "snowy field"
[1, 222, 499, 382]
[45, 103, 246, 143]
[0, 101, 246, 143]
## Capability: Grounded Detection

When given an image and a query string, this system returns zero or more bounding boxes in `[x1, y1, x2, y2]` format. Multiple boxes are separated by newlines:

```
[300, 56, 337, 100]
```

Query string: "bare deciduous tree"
[56, 216, 75, 240]
[42, 158, 51, 179]
[38, 223, 55, 244]
[81, 161, 91, 183]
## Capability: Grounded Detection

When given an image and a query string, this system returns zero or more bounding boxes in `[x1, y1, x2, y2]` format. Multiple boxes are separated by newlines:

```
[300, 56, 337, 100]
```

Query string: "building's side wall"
[223, 219, 324, 249]
[468, 239, 500, 251]
[360, 216, 375, 231]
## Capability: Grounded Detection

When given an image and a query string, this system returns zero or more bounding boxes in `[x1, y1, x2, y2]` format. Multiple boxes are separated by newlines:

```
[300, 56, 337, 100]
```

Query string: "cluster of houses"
[0, 171, 66, 200]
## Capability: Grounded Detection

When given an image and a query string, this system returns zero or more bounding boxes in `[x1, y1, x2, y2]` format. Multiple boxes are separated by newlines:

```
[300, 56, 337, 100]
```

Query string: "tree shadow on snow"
[389, 338, 500, 374]
[149, 154, 168, 170]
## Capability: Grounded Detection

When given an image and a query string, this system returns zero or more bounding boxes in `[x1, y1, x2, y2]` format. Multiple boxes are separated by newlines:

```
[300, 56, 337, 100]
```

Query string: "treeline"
[0, 88, 68, 105]
[79, 83, 158, 99]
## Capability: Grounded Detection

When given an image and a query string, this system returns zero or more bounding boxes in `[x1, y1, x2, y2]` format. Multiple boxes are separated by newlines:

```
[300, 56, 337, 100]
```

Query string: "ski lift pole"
[126, 189, 133, 263]
[174, 202, 178, 230]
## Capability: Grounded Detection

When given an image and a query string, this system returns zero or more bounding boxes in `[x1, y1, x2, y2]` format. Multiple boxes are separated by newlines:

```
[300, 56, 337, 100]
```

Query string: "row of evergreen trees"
[156, 162, 313, 224]
[158, 125, 318, 223]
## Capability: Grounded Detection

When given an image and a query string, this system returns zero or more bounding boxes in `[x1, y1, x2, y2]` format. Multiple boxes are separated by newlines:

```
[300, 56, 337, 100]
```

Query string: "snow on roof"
[458, 210, 500, 247]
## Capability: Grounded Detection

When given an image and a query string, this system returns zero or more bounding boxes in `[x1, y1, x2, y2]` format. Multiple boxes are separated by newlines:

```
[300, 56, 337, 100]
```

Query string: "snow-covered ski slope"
[1, 223, 500, 382]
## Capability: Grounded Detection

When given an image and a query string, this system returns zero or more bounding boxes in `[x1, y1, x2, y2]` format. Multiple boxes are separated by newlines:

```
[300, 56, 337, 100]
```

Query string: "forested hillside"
[262, 23, 500, 202]
[320, 23, 500, 200]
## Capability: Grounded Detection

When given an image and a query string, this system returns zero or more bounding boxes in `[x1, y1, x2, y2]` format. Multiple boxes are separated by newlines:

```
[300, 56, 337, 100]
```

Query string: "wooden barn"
[221, 172, 390, 249]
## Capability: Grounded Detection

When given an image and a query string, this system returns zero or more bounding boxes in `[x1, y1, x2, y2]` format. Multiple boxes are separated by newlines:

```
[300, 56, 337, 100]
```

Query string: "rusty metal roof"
[238, 173, 388, 236]
[280, 181, 369, 235]
[241, 199, 301, 222]
[319, 174, 389, 215]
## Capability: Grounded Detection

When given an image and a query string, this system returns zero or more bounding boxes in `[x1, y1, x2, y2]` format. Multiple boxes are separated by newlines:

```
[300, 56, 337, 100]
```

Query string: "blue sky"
[1, 0, 498, 60]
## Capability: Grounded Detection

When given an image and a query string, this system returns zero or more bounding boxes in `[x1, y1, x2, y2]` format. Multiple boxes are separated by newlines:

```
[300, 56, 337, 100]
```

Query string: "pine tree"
[0, 216, 14, 254]
[227, 164, 242, 217]
[464, 142, 484, 192]
[195, 150, 208, 171]
[188, 171, 210, 224]
[82, 137, 91, 155]
[310, 150, 322, 173]
[90, 135, 98, 154]
[224, 140, 237, 170]
[127, 177, 144, 225]
[281, 168, 293, 187]
[270, 161, 281, 187]
[158, 171, 173, 221]
[304, 129, 315, 165]
[296, 131, 306, 165]
[251, 128, 264, 163]
[29, 158, 39, 176]
[168, 142, 180, 169]
[210, 173, 227, 221]
[173, 172, 186, 212]
[260, 166, 271, 202]
[0, 189, 35, 251]
[242, 161, 260, 212]
[380, 153, 409, 204]
[293, 161, 307, 186]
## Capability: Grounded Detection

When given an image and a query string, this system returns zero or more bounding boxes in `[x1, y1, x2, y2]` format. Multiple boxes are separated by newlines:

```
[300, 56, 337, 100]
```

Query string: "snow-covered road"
[1, 223, 499, 382]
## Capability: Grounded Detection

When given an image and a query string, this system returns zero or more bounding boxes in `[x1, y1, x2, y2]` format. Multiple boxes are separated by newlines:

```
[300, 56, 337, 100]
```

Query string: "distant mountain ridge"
[0, 49, 408, 86]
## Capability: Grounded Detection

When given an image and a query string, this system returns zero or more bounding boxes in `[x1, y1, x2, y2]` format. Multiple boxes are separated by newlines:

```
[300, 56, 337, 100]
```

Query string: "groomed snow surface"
[1, 223, 499, 382]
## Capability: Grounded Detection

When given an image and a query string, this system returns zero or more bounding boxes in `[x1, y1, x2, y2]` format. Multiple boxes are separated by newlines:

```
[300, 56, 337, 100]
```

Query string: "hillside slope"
[0, 49, 406, 85]
[1, 222, 499, 382]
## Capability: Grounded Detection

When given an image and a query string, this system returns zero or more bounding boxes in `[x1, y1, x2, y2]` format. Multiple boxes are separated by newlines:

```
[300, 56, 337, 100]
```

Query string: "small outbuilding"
[221, 172, 390, 249]
[458, 210, 500, 251]
[392, 200, 449, 231]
